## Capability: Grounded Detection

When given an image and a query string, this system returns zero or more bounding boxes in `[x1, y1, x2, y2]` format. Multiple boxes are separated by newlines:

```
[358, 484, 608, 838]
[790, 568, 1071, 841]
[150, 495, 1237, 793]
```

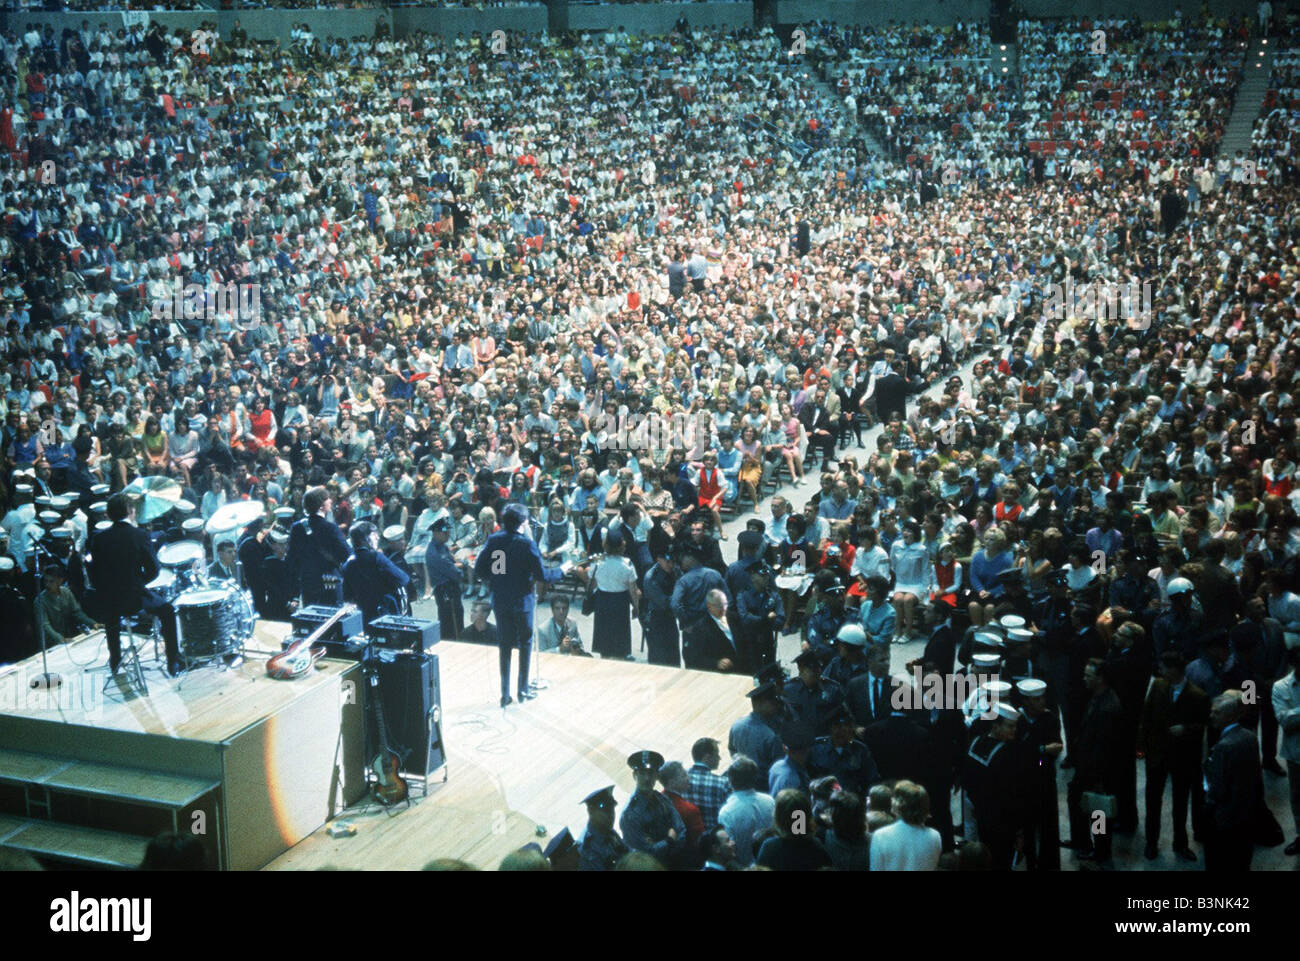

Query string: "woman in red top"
[246, 396, 277, 450]
[992, 482, 1023, 524]
[696, 451, 727, 539]
[933, 543, 965, 608]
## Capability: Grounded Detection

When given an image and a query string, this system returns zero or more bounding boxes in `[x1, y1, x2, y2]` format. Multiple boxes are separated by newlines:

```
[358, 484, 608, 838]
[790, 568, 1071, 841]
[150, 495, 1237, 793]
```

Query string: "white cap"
[0, 557, 14, 572]
[993, 702, 1020, 722]
[999, 614, 1026, 629]
[1016, 679, 1048, 697]
[1166, 577, 1194, 596]
[972, 653, 1002, 668]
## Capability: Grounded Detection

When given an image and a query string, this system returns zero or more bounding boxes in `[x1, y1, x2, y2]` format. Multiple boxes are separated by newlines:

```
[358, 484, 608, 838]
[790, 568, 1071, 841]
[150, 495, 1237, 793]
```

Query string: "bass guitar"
[364, 649, 409, 806]
[266, 602, 358, 680]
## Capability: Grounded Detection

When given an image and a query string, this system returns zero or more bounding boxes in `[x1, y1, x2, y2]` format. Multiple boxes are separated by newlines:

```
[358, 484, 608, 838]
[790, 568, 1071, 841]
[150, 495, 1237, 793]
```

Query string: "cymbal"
[205, 500, 266, 534]
[122, 476, 183, 524]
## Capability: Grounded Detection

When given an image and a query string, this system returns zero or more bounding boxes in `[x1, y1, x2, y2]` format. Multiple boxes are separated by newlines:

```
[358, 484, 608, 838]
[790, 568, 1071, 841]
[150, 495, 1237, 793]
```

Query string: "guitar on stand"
[363, 646, 409, 807]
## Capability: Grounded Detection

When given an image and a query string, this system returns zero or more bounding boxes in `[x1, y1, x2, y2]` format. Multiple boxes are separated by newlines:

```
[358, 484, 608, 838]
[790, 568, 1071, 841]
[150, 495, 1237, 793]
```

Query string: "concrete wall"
[567, 2, 752, 34]
[774, 0, 1263, 26]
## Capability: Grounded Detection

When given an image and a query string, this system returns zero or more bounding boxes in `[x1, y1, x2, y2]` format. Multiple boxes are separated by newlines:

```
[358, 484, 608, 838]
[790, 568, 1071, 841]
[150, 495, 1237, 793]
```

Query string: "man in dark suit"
[258, 529, 297, 620]
[90, 494, 181, 676]
[1065, 658, 1126, 865]
[1104, 620, 1150, 833]
[1138, 650, 1210, 861]
[871, 360, 910, 424]
[685, 588, 745, 674]
[863, 698, 932, 784]
[207, 540, 239, 582]
[287, 486, 350, 607]
[1232, 596, 1290, 775]
[1204, 689, 1264, 871]
[798, 387, 837, 469]
[846, 643, 895, 729]
[918, 659, 968, 851]
[342, 521, 410, 627]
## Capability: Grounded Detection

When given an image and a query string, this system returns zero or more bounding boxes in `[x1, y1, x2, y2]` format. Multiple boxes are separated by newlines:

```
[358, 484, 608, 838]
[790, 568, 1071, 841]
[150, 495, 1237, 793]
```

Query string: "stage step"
[44, 761, 217, 810]
[0, 817, 151, 870]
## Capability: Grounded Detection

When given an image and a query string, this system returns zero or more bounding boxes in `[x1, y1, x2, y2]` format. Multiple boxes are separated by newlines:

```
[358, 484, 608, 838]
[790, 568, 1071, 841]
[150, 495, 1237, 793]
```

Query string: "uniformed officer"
[784, 648, 846, 736]
[671, 544, 729, 650]
[642, 549, 680, 667]
[425, 517, 464, 640]
[342, 521, 411, 626]
[1016, 678, 1064, 870]
[962, 700, 1034, 870]
[823, 621, 870, 689]
[578, 786, 629, 871]
[753, 661, 799, 729]
[805, 577, 849, 659]
[728, 682, 786, 785]
[737, 562, 783, 672]
[544, 826, 580, 871]
[620, 750, 684, 863]
[726, 530, 766, 599]
[808, 705, 881, 796]
[1002, 626, 1039, 685]
[964, 671, 1011, 738]
[259, 529, 297, 620]
[767, 722, 815, 796]
[383, 524, 416, 612]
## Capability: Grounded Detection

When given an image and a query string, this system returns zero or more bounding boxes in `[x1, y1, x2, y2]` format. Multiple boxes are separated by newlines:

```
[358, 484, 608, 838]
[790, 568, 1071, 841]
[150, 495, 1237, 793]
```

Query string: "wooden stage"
[264, 641, 753, 871]
[0, 622, 365, 870]
[0, 627, 752, 870]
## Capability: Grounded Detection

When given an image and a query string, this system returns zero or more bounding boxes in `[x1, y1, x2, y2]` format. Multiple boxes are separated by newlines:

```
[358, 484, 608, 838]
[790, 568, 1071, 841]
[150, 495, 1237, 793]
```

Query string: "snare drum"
[159, 540, 207, 591]
[175, 585, 254, 663]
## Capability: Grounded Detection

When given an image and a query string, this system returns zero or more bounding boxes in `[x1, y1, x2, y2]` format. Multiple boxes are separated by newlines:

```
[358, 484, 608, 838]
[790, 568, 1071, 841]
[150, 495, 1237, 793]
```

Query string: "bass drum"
[175, 585, 256, 664]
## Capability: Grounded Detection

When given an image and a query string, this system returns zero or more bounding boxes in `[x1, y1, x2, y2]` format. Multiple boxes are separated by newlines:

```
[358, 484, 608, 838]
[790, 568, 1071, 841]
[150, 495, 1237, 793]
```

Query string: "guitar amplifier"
[369, 614, 440, 652]
[318, 635, 370, 661]
[292, 605, 364, 645]
[372, 651, 445, 778]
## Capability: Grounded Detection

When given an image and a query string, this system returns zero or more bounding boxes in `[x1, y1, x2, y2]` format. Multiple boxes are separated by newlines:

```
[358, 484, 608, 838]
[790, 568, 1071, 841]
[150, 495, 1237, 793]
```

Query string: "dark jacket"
[287, 513, 350, 596]
[1137, 677, 1210, 768]
[1204, 724, 1262, 834]
[89, 520, 159, 616]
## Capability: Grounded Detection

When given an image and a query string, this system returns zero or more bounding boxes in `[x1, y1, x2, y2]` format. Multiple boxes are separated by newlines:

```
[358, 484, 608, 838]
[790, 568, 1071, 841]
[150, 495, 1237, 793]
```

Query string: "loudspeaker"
[372, 651, 445, 778]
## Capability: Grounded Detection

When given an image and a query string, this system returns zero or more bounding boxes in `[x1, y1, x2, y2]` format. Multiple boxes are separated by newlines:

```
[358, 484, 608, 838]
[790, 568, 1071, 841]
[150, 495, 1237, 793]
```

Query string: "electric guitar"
[266, 602, 357, 680]
[364, 651, 409, 806]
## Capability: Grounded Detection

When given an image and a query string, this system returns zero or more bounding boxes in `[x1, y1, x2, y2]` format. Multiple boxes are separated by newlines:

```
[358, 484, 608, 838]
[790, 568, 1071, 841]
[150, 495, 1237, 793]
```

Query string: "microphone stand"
[30, 528, 62, 691]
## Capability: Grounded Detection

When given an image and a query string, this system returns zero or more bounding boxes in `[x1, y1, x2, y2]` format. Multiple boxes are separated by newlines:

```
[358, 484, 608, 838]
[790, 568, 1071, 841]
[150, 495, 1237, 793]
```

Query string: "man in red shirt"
[658, 760, 705, 845]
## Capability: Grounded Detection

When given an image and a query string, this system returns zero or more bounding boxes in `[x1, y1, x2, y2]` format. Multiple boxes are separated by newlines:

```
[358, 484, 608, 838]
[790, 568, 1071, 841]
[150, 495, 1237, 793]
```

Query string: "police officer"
[768, 722, 815, 795]
[287, 486, 351, 606]
[737, 562, 783, 672]
[425, 516, 464, 640]
[728, 682, 786, 786]
[342, 521, 411, 627]
[804, 575, 848, 659]
[620, 750, 684, 862]
[382, 524, 416, 613]
[726, 530, 766, 599]
[784, 648, 846, 736]
[962, 700, 1034, 870]
[578, 786, 629, 871]
[671, 544, 728, 656]
[474, 502, 564, 708]
[237, 519, 270, 603]
[544, 827, 580, 871]
[642, 548, 680, 667]
[808, 705, 881, 796]
[259, 529, 297, 620]
[1016, 678, 1064, 870]
[823, 621, 870, 689]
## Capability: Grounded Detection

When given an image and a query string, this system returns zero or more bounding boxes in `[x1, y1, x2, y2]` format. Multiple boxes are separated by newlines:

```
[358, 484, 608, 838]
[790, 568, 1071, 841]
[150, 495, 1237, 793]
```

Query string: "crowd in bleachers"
[2, 10, 1300, 871]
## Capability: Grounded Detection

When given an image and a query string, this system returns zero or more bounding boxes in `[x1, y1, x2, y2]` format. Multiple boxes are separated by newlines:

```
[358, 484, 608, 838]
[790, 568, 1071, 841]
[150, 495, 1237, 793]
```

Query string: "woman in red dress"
[696, 451, 727, 540]
[246, 396, 278, 451]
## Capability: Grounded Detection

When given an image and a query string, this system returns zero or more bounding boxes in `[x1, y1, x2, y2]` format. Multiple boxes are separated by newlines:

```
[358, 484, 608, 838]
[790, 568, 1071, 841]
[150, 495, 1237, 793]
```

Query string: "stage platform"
[263, 641, 753, 871]
[0, 623, 365, 870]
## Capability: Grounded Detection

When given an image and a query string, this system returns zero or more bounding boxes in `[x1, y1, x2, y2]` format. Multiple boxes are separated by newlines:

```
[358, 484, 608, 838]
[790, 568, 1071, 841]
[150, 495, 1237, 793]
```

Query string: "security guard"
[383, 524, 417, 611]
[425, 517, 464, 640]
[784, 648, 846, 736]
[805, 576, 849, 659]
[259, 529, 297, 620]
[578, 786, 629, 871]
[620, 750, 684, 862]
[1016, 678, 1064, 870]
[726, 530, 767, 599]
[823, 622, 870, 689]
[342, 521, 411, 627]
[808, 705, 881, 796]
[728, 682, 786, 785]
[768, 722, 815, 795]
[544, 827, 580, 871]
[670, 544, 728, 650]
[237, 519, 270, 603]
[642, 549, 680, 667]
[737, 562, 783, 672]
[962, 701, 1034, 870]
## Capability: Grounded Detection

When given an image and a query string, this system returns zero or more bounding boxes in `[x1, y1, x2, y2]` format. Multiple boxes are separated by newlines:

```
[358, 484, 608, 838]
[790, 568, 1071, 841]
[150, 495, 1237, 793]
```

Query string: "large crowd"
[2, 8, 1300, 871]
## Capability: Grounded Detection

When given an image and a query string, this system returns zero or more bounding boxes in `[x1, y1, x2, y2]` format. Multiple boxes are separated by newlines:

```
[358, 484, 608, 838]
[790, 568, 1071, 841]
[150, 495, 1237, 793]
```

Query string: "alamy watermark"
[1041, 278, 1153, 326]
[151, 278, 261, 330]
[593, 410, 713, 452]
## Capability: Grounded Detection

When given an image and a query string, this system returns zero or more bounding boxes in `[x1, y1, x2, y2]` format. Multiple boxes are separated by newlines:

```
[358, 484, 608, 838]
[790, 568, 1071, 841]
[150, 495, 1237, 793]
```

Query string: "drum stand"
[104, 617, 149, 697]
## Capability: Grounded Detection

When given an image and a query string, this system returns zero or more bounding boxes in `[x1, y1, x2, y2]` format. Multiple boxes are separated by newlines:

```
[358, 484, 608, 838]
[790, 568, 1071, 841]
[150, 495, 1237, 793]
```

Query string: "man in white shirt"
[868, 779, 943, 870]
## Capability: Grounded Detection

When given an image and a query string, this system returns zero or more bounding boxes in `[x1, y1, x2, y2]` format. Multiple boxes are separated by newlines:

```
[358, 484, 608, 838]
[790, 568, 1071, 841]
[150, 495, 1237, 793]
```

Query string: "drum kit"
[139, 499, 266, 672]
